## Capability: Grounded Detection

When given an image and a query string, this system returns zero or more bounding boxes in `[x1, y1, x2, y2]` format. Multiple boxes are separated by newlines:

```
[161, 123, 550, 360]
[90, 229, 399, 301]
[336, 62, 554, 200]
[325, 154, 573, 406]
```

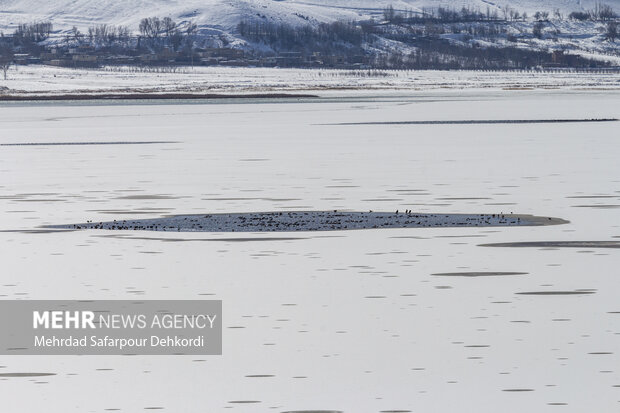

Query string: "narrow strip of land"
[330, 118, 618, 126]
[1, 141, 177, 146]
[479, 241, 620, 248]
[46, 211, 568, 233]
[0, 93, 318, 102]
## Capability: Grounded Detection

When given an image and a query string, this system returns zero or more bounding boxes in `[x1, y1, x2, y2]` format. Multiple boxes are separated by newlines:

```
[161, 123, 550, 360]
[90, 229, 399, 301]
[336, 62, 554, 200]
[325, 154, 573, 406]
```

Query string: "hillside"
[1, 0, 619, 33]
[0, 0, 619, 70]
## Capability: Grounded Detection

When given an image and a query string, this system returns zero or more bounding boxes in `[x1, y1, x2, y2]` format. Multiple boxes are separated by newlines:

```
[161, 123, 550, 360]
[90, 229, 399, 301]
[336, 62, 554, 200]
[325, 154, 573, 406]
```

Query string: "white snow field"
[1, 87, 620, 412]
[2, 65, 620, 97]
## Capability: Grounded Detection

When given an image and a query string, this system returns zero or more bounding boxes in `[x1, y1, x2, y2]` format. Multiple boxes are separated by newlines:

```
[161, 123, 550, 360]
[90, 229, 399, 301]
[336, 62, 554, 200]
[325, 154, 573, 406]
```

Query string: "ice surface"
[1, 87, 620, 412]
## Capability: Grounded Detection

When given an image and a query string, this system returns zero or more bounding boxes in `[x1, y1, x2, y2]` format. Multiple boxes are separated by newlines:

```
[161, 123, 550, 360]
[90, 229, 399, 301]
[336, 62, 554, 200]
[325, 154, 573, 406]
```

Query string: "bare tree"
[139, 18, 152, 38]
[139, 17, 163, 39]
[0, 46, 14, 80]
[509, 9, 519, 21]
[383, 5, 396, 23]
[94, 24, 110, 45]
[151, 17, 162, 38]
[117, 26, 131, 45]
[13, 21, 53, 43]
[185, 21, 198, 66]
[594, 2, 616, 20]
[71, 26, 84, 43]
[162, 17, 176, 37]
[169, 28, 184, 50]
[533, 22, 545, 38]
[606, 21, 618, 41]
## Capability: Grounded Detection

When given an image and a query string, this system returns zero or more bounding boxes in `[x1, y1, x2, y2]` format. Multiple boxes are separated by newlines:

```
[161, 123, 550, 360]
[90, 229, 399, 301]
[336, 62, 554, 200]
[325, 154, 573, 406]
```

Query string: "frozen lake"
[1, 89, 620, 412]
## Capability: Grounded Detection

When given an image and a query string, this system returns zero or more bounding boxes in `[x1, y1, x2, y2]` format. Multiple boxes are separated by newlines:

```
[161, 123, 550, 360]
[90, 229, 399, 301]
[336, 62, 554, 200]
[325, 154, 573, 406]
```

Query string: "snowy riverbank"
[1, 65, 619, 99]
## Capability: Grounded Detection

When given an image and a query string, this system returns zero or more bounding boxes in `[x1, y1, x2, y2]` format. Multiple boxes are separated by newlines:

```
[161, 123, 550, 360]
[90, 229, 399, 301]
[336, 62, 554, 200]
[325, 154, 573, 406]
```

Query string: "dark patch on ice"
[516, 291, 596, 295]
[48, 211, 567, 233]
[0, 372, 56, 377]
[0, 229, 76, 234]
[567, 195, 619, 199]
[329, 118, 618, 126]
[0, 141, 177, 146]
[389, 236, 429, 239]
[12, 199, 64, 202]
[92, 235, 306, 242]
[1, 92, 317, 102]
[502, 388, 534, 392]
[433, 272, 527, 277]
[572, 204, 620, 209]
[480, 241, 620, 249]
[203, 197, 261, 201]
[282, 411, 343, 413]
[437, 197, 491, 200]
[115, 195, 180, 200]
[380, 410, 412, 413]
[434, 235, 487, 238]
[361, 198, 404, 202]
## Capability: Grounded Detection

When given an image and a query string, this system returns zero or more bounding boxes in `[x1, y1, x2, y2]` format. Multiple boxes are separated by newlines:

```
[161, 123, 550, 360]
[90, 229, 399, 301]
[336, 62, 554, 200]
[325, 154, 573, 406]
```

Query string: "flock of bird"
[63, 211, 528, 232]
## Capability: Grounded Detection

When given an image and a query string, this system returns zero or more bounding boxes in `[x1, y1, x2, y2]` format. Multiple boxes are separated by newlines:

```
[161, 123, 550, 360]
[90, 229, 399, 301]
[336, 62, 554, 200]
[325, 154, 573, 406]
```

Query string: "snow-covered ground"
[0, 0, 617, 33]
[1, 65, 620, 96]
[1, 88, 619, 412]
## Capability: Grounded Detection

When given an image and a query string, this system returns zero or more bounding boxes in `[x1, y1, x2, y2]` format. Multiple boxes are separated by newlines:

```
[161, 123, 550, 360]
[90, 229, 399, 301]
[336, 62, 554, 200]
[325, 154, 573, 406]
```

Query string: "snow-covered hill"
[1, 0, 618, 68]
[1, 0, 619, 34]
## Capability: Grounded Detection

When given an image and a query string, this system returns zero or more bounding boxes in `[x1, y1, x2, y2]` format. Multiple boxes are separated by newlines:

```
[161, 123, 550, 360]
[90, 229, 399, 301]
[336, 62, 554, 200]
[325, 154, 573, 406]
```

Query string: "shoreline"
[2, 66, 620, 102]
[0, 92, 319, 102]
[3, 87, 619, 104]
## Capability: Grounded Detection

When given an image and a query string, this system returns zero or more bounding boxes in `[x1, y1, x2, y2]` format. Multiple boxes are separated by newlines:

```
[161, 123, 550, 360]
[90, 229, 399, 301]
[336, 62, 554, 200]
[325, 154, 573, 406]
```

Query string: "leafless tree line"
[139, 17, 197, 50]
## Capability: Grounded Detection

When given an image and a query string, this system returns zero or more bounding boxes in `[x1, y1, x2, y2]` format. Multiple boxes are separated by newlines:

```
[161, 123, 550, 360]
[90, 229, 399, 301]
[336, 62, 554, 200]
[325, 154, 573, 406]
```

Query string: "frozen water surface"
[1, 88, 620, 412]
